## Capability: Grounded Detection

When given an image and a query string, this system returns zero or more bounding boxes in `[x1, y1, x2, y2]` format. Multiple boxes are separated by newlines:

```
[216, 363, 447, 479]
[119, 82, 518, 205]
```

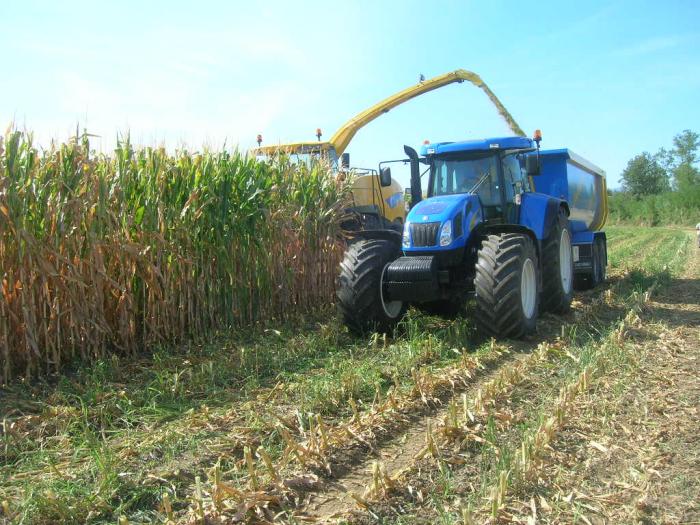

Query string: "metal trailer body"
[532, 149, 608, 276]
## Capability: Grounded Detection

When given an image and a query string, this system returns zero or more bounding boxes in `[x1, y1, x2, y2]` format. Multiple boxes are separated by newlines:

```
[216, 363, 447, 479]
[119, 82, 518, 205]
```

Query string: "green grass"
[608, 188, 700, 227]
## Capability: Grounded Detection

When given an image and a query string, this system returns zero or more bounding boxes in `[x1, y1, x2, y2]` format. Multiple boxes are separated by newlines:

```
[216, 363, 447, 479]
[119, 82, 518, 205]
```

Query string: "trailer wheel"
[596, 237, 607, 283]
[540, 208, 574, 313]
[337, 238, 406, 334]
[575, 237, 606, 290]
[475, 233, 539, 339]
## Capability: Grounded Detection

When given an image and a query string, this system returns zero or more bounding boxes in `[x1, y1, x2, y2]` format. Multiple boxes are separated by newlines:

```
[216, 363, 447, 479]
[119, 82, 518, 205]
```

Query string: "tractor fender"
[476, 223, 541, 259]
[519, 193, 570, 241]
[346, 229, 402, 248]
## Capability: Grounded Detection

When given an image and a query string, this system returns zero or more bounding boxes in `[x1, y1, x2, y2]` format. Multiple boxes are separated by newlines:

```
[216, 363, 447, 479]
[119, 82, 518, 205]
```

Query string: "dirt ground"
[504, 250, 700, 524]
[300, 244, 700, 524]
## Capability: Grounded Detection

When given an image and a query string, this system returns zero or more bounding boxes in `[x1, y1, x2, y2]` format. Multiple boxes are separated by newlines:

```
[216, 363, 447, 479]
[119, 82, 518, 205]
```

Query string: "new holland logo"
[422, 215, 429, 221]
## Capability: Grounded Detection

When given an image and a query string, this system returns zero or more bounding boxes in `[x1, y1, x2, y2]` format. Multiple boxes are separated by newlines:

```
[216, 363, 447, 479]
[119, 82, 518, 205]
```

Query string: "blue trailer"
[533, 149, 608, 288]
[336, 132, 608, 338]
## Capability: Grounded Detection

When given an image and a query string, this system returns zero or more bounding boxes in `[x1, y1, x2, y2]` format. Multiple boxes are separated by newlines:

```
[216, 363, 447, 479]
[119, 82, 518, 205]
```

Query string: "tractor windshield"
[429, 153, 500, 205]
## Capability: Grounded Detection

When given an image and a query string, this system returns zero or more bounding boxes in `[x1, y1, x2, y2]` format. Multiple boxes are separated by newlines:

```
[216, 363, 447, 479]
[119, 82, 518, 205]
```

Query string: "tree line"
[609, 130, 700, 226]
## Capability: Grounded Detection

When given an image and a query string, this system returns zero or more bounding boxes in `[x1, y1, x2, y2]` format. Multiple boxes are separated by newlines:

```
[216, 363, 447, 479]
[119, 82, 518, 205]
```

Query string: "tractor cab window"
[503, 153, 529, 198]
[430, 154, 500, 207]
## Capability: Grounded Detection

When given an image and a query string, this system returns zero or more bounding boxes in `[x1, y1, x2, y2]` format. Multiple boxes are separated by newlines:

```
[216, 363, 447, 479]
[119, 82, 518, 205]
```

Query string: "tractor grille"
[410, 222, 440, 247]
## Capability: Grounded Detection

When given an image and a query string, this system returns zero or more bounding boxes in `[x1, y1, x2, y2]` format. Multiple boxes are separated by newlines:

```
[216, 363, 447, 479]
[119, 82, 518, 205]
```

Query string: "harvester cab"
[253, 134, 406, 232]
[337, 132, 608, 339]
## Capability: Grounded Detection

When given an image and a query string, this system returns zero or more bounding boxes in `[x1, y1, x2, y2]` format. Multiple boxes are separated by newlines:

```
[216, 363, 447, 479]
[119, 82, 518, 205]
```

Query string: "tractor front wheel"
[336, 238, 406, 334]
[475, 233, 539, 339]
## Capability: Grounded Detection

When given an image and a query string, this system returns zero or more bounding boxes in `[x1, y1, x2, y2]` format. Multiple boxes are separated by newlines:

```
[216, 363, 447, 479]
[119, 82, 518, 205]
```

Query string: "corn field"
[0, 130, 347, 384]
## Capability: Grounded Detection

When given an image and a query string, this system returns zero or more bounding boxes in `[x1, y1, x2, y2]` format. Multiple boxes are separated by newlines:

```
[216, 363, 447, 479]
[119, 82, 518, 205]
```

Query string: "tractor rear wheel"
[475, 233, 539, 339]
[336, 238, 406, 334]
[540, 208, 574, 313]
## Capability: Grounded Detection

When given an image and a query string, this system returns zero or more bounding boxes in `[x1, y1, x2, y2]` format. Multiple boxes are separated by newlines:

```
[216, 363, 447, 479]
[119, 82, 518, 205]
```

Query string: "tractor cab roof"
[421, 136, 534, 156]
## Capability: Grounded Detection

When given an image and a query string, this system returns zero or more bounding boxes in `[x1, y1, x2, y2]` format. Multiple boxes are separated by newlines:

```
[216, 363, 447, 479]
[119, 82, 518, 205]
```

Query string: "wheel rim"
[521, 258, 537, 319]
[380, 263, 403, 318]
[559, 229, 573, 294]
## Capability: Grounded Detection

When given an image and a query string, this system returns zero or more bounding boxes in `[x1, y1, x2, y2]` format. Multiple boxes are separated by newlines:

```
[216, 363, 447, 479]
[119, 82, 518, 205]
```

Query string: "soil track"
[501, 246, 700, 524]
[286, 238, 699, 524]
[290, 285, 621, 522]
[304, 350, 529, 521]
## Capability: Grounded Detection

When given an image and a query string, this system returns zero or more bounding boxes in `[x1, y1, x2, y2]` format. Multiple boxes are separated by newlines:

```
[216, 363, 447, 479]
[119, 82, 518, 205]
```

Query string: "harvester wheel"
[336, 238, 406, 334]
[540, 208, 574, 313]
[475, 233, 539, 339]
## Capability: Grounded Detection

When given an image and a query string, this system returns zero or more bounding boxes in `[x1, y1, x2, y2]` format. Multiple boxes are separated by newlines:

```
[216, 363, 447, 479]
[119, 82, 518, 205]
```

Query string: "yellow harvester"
[252, 69, 524, 230]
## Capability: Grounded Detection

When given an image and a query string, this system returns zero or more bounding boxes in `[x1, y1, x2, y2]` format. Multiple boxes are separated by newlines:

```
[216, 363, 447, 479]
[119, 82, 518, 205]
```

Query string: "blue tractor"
[336, 132, 608, 338]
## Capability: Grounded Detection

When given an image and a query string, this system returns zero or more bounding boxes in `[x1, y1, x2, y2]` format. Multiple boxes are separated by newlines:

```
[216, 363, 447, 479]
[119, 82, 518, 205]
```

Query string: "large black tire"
[540, 208, 574, 313]
[474, 233, 539, 339]
[336, 238, 406, 334]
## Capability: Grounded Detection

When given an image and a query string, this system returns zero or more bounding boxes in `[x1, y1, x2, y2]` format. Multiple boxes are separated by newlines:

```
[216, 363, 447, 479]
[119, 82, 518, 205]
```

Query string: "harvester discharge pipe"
[328, 69, 526, 156]
[253, 69, 524, 158]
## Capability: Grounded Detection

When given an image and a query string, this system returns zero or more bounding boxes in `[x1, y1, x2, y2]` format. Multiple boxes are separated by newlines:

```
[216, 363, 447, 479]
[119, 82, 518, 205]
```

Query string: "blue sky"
[1, 0, 698, 188]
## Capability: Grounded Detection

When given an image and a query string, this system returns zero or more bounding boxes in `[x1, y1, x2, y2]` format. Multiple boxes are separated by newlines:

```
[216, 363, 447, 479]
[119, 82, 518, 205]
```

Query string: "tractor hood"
[404, 194, 482, 252]
[408, 194, 476, 224]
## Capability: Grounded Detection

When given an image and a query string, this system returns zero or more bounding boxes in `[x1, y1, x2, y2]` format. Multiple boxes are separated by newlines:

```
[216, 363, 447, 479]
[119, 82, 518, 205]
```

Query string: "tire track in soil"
[504, 240, 700, 524]
[296, 287, 612, 522]
[304, 350, 526, 521]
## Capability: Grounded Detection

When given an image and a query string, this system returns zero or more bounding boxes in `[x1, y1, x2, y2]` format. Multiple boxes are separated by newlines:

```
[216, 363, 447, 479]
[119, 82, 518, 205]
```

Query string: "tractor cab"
[422, 137, 537, 219]
[401, 137, 539, 254]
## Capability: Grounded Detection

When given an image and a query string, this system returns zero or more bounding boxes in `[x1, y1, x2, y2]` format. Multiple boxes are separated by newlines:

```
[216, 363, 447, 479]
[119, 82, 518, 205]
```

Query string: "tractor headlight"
[439, 220, 452, 247]
[402, 222, 411, 248]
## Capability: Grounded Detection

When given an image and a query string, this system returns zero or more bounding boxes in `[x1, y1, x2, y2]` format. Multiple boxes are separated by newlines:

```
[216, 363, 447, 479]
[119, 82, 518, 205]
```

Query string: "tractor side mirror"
[379, 167, 392, 187]
[340, 153, 350, 169]
[525, 155, 540, 176]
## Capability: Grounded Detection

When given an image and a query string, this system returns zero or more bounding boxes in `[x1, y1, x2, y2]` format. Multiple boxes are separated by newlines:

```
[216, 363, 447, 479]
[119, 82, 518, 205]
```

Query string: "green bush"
[608, 189, 700, 226]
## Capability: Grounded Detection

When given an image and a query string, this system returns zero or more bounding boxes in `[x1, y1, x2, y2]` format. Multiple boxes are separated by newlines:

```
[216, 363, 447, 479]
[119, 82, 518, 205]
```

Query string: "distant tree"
[670, 129, 700, 190]
[620, 152, 670, 196]
[654, 146, 674, 175]
[673, 129, 699, 165]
